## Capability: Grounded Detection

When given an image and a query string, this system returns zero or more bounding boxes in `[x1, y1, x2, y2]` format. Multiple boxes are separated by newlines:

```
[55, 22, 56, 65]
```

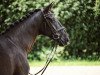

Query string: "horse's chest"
[15, 52, 29, 74]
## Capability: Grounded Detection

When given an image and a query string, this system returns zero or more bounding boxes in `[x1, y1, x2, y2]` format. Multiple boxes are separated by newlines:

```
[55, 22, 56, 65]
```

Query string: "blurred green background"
[0, 0, 100, 62]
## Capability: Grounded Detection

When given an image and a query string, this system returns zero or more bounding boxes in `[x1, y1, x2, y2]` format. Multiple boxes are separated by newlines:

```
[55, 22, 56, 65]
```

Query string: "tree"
[0, 0, 100, 60]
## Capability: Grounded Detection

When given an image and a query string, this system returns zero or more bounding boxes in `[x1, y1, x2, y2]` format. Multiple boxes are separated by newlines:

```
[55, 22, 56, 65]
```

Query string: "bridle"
[41, 10, 66, 41]
[29, 10, 66, 75]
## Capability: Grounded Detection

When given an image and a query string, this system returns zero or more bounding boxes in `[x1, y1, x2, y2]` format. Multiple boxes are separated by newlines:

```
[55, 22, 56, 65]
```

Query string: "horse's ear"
[43, 2, 54, 13]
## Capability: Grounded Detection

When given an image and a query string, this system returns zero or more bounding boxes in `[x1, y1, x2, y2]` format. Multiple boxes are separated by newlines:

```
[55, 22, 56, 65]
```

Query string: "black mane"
[0, 9, 41, 35]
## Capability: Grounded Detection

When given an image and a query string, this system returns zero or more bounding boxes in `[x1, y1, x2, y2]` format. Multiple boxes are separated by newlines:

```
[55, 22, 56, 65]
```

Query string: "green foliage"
[61, 0, 100, 60]
[0, 0, 100, 60]
[94, 0, 100, 16]
[29, 60, 100, 66]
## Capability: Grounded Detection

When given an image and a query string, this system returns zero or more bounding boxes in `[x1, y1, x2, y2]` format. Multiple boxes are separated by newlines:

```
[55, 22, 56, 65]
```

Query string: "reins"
[29, 9, 65, 75]
[29, 42, 57, 75]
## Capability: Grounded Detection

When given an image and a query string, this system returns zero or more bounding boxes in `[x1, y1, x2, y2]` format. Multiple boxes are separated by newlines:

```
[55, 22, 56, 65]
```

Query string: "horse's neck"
[4, 15, 41, 52]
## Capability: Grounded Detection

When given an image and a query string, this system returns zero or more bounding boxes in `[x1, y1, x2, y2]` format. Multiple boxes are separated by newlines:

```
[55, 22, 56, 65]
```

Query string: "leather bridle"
[29, 10, 66, 75]
[41, 10, 66, 41]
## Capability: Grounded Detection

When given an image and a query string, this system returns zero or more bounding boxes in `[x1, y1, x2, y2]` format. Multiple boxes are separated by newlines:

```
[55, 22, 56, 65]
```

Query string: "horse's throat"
[26, 38, 36, 52]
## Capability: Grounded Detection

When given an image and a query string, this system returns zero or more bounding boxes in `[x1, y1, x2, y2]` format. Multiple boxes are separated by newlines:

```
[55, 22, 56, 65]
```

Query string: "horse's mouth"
[58, 40, 67, 46]
[58, 39, 70, 46]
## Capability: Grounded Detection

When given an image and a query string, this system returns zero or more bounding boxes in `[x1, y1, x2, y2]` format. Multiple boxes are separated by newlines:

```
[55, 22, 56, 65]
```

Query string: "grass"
[29, 60, 100, 67]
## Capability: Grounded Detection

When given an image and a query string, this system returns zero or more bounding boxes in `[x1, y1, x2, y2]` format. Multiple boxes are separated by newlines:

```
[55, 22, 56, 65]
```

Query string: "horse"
[0, 3, 69, 75]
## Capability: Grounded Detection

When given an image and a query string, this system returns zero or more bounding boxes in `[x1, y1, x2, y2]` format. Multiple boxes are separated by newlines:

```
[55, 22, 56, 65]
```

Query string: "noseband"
[41, 10, 66, 40]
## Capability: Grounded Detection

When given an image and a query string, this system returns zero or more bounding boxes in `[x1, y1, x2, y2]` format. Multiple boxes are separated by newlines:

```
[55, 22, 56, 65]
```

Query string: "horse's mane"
[0, 9, 41, 35]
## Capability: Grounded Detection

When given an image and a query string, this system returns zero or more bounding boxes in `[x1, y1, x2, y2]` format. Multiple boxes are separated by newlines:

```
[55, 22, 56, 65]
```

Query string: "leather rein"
[29, 10, 65, 75]
[29, 43, 57, 75]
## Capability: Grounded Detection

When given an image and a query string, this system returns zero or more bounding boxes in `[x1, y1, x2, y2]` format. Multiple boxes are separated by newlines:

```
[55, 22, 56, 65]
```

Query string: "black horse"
[0, 3, 69, 75]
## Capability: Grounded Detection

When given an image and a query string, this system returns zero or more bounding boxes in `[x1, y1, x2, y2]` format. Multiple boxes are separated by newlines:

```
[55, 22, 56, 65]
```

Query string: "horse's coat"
[0, 3, 69, 75]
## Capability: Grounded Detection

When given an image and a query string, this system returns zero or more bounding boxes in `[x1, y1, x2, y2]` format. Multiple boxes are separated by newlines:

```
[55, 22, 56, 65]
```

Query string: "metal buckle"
[53, 33, 60, 40]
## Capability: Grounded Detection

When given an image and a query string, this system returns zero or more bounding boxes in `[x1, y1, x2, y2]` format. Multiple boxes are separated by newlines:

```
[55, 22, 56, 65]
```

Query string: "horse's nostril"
[65, 38, 69, 44]
[67, 37, 70, 42]
[66, 38, 69, 42]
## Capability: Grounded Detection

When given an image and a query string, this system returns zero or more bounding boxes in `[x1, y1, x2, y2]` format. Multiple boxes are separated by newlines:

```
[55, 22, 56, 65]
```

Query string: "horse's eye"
[46, 17, 55, 22]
